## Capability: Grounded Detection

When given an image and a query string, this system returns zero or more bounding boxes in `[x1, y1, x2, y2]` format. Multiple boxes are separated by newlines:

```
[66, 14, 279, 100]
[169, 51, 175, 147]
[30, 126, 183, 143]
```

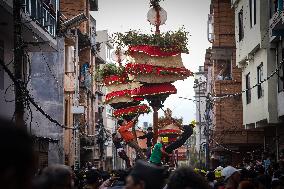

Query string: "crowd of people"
[1, 116, 284, 189]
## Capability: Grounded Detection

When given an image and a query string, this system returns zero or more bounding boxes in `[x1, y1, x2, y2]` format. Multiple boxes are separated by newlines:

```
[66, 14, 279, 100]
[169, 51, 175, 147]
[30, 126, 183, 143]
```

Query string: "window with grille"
[249, 0, 257, 27]
[238, 9, 244, 41]
[246, 73, 251, 104]
[257, 63, 264, 98]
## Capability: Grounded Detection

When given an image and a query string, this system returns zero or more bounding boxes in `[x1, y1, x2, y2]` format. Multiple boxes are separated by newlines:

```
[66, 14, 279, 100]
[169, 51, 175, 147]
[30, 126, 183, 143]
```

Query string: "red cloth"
[129, 45, 180, 57]
[113, 105, 150, 117]
[125, 63, 193, 77]
[118, 121, 135, 142]
[103, 74, 128, 85]
[131, 83, 177, 97]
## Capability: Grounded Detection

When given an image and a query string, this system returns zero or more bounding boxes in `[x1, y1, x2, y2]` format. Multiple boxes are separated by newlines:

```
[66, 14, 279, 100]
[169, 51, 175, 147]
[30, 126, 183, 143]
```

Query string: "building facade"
[232, 0, 284, 157]
[205, 0, 263, 167]
[193, 66, 207, 156]
[0, 0, 65, 167]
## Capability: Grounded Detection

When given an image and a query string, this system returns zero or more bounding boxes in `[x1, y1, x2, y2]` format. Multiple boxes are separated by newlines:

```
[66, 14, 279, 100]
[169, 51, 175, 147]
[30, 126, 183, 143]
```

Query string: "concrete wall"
[0, 23, 14, 119]
[96, 30, 113, 63]
[233, 0, 269, 64]
[29, 38, 65, 164]
[242, 49, 267, 125]
[234, 0, 278, 126]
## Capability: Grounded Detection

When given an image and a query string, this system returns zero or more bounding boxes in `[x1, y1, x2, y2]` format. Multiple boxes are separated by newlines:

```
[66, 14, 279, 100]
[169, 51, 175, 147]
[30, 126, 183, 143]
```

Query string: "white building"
[232, 0, 279, 127]
[232, 0, 284, 155]
[96, 30, 115, 169]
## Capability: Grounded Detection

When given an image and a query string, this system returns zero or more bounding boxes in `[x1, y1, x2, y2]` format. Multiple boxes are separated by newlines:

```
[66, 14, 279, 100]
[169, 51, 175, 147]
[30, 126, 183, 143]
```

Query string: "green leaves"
[150, 0, 165, 8]
[96, 64, 126, 80]
[112, 27, 189, 54]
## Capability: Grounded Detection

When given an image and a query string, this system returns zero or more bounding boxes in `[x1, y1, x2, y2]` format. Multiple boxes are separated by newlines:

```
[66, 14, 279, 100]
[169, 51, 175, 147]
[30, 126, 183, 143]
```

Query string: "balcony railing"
[24, 0, 57, 38]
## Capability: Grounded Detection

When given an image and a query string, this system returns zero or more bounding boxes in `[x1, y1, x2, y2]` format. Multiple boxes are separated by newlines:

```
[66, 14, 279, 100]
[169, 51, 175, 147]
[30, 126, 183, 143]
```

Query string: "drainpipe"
[276, 126, 279, 161]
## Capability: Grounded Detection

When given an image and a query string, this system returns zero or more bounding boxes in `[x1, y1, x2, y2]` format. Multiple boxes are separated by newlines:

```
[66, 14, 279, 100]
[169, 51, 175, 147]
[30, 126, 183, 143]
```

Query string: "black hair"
[206, 171, 215, 182]
[117, 119, 124, 126]
[38, 165, 73, 189]
[167, 167, 210, 189]
[147, 127, 153, 131]
[0, 117, 35, 189]
[86, 169, 102, 184]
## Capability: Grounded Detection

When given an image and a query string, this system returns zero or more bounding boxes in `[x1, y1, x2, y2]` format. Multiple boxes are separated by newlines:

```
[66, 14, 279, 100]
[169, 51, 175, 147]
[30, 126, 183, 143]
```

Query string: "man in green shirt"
[149, 139, 170, 166]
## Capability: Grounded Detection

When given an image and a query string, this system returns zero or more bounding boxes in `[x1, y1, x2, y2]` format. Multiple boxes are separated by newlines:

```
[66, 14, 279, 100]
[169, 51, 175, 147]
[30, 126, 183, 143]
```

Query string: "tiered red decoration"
[127, 44, 192, 84]
[100, 64, 150, 121]
[113, 104, 151, 117]
[129, 45, 180, 57]
[158, 108, 182, 142]
[131, 83, 177, 97]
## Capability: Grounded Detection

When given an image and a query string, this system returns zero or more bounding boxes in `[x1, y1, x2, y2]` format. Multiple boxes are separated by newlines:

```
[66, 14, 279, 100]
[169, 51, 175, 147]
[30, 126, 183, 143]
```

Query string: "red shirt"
[118, 121, 135, 142]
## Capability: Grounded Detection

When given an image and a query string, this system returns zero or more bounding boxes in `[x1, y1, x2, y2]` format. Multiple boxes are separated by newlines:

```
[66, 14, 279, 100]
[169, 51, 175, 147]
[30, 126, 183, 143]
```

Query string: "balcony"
[90, 16, 97, 54]
[95, 83, 104, 96]
[207, 14, 214, 43]
[269, 1, 284, 42]
[24, 0, 57, 38]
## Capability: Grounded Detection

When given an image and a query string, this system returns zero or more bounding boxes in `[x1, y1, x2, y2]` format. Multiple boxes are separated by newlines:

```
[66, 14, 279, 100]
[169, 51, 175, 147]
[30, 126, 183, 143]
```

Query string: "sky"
[92, 0, 211, 127]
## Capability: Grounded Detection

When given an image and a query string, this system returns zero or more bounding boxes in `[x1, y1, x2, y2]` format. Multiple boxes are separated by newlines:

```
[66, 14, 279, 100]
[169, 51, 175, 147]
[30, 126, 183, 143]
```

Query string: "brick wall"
[208, 1, 263, 164]
[60, 0, 89, 34]
[211, 0, 235, 48]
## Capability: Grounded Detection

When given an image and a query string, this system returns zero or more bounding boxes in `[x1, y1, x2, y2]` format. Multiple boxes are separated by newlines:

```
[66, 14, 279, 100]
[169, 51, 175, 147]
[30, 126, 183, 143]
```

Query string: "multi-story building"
[206, 0, 263, 167]
[232, 0, 284, 156]
[60, 0, 99, 168]
[193, 66, 207, 156]
[96, 30, 115, 170]
[0, 0, 65, 167]
[268, 0, 284, 154]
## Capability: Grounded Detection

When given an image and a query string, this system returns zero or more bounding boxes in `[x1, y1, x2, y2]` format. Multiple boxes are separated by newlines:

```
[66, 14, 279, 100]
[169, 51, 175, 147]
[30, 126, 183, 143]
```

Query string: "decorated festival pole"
[152, 106, 159, 144]
[147, 0, 168, 144]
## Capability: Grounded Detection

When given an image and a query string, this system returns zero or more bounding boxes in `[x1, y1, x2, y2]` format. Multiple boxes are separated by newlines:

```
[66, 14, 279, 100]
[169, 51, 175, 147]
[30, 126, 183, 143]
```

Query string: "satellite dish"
[147, 7, 167, 26]
[111, 49, 126, 63]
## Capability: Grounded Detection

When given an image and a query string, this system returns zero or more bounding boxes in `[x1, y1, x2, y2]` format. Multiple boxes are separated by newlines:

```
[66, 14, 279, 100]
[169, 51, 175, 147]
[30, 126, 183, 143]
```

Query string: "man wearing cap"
[118, 116, 146, 159]
[221, 166, 241, 189]
[138, 127, 154, 160]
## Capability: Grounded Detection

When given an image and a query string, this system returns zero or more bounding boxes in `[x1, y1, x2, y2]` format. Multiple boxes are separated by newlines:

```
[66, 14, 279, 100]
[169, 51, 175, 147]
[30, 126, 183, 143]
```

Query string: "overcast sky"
[92, 0, 211, 127]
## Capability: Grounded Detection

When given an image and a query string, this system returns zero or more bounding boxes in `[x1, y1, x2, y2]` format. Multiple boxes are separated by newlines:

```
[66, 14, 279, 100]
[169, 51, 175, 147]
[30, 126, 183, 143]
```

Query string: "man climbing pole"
[117, 115, 146, 160]
[112, 132, 131, 168]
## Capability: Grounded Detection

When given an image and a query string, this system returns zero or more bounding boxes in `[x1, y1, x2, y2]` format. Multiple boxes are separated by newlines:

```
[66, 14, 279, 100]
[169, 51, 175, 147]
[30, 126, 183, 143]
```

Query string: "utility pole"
[194, 79, 205, 169]
[14, 0, 25, 126]
[198, 84, 202, 168]
[204, 94, 212, 170]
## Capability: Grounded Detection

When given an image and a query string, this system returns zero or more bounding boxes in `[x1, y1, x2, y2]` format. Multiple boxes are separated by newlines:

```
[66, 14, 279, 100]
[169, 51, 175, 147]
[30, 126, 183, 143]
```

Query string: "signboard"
[72, 106, 85, 114]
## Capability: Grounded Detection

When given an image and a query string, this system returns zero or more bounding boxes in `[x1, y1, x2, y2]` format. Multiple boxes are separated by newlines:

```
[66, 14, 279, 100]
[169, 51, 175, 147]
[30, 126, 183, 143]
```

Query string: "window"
[216, 59, 232, 80]
[257, 63, 264, 98]
[0, 40, 4, 90]
[246, 73, 251, 104]
[249, 0, 252, 27]
[254, 0, 256, 25]
[238, 9, 244, 41]
[249, 0, 257, 27]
